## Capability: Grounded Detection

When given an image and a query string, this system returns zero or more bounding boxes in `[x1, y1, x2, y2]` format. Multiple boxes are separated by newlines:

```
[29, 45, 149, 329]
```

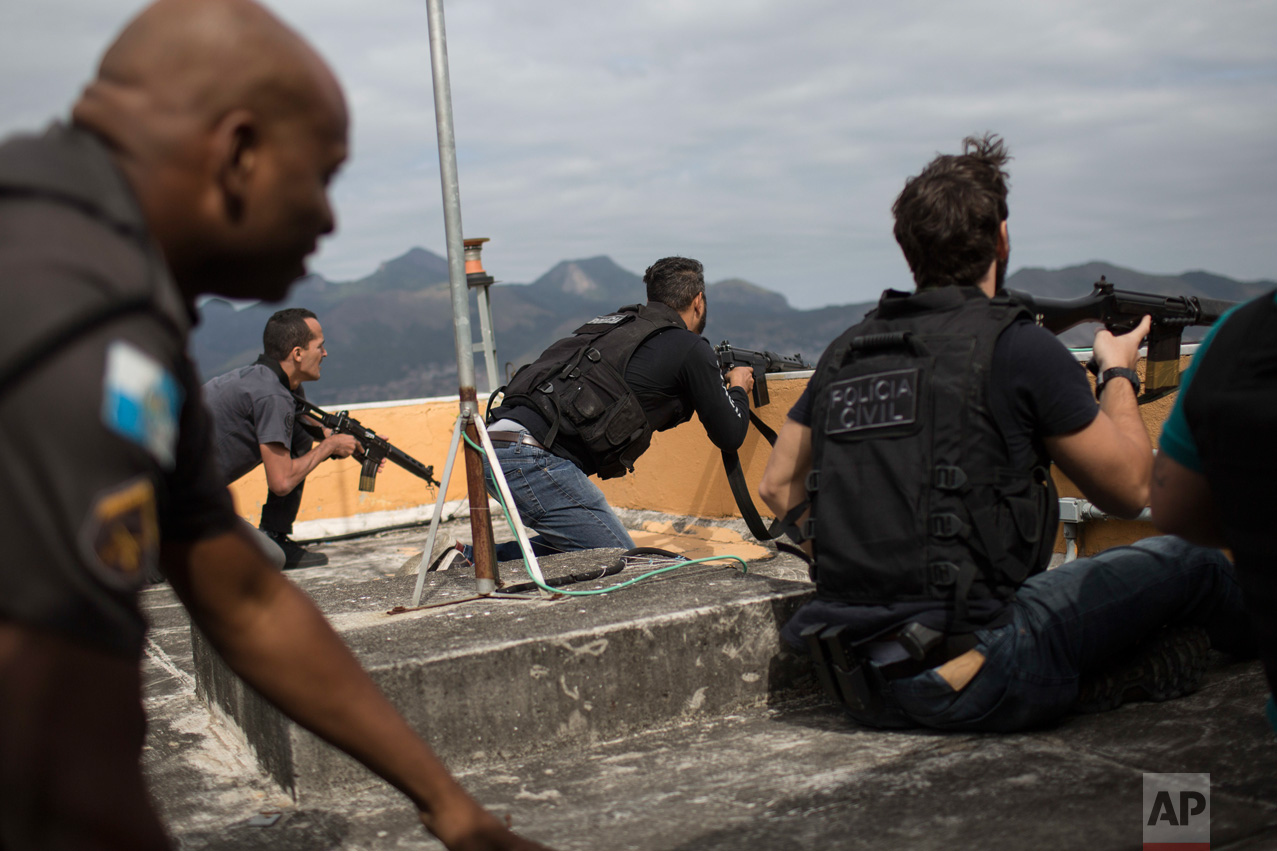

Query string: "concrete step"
[142, 523, 1277, 849]
[154, 668, 1277, 851]
[192, 547, 816, 802]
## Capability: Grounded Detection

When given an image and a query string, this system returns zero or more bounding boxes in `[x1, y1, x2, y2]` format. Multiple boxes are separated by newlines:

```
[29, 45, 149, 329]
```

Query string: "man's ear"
[996, 220, 1010, 260]
[212, 109, 258, 223]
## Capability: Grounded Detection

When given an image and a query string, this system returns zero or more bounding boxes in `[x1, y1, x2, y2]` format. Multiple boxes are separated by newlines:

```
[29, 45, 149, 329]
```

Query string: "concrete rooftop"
[139, 513, 1277, 850]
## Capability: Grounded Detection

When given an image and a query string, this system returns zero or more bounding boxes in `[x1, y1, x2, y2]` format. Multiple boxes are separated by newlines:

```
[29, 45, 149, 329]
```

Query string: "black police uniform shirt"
[203, 361, 313, 484]
[782, 317, 1099, 646]
[493, 327, 751, 473]
[0, 124, 238, 658]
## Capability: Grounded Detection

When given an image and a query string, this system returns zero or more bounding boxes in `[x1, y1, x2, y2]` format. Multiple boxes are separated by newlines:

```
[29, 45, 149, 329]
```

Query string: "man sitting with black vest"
[203, 308, 361, 568]
[427, 256, 755, 570]
[758, 134, 1251, 731]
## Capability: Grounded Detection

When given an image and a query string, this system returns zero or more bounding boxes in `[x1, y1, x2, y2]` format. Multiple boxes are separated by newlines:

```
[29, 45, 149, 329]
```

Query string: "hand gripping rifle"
[294, 396, 440, 492]
[715, 342, 814, 407]
[715, 342, 814, 545]
[1005, 276, 1234, 403]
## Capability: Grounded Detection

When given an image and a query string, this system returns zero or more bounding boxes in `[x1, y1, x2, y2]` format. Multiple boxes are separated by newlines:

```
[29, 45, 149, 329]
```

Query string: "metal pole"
[426, 0, 497, 594]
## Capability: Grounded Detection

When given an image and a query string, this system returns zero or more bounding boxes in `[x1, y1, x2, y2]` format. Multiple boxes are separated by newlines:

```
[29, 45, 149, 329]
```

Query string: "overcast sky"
[3, 0, 1274, 308]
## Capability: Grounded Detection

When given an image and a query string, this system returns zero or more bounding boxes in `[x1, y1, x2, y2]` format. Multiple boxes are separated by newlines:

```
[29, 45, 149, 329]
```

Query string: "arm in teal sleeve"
[1157, 304, 1245, 471]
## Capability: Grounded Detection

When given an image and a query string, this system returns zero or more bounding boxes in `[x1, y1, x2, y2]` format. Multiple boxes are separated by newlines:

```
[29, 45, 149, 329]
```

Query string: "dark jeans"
[846, 536, 1250, 732]
[469, 438, 634, 563]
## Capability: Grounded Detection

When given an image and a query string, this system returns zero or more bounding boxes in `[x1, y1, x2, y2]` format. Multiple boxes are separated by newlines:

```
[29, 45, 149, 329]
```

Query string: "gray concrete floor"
[140, 520, 1277, 850]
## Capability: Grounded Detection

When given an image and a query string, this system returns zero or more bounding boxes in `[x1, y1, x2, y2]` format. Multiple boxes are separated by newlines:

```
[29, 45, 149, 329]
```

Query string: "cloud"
[3, 0, 1274, 307]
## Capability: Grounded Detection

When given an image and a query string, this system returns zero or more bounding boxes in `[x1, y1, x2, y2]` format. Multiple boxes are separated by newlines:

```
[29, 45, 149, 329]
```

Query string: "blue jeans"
[466, 439, 635, 563]
[845, 536, 1250, 732]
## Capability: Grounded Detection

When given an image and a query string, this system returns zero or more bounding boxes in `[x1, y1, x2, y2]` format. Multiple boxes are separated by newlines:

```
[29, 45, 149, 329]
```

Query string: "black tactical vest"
[496, 302, 682, 479]
[806, 286, 1058, 624]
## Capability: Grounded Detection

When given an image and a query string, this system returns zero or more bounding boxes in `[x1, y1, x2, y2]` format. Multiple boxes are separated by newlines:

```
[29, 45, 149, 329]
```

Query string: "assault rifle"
[714, 342, 813, 546]
[715, 342, 813, 407]
[1005, 276, 1235, 403]
[294, 397, 439, 492]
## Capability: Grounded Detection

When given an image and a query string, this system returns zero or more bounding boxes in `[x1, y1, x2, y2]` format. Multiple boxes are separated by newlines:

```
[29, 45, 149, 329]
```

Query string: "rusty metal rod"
[461, 389, 497, 592]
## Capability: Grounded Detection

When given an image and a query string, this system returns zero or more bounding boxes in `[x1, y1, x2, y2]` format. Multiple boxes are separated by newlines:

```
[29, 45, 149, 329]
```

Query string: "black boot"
[262, 529, 328, 569]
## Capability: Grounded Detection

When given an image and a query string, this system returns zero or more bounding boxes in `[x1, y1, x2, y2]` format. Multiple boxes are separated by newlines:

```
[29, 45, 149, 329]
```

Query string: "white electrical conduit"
[1060, 497, 1154, 563]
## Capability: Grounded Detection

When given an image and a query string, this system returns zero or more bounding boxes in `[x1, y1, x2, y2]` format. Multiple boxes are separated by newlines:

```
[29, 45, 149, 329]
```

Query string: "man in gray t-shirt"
[203, 308, 360, 568]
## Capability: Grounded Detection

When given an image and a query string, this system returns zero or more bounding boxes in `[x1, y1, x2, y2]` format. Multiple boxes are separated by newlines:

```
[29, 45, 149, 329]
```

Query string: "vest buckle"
[928, 561, 960, 587]
[929, 513, 969, 539]
[933, 465, 968, 491]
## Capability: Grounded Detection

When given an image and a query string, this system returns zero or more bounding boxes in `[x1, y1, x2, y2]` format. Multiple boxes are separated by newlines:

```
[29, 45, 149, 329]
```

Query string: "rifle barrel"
[386, 444, 437, 484]
[1194, 296, 1235, 324]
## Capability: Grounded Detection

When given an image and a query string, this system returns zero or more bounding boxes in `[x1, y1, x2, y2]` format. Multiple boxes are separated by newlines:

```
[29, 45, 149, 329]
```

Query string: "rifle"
[715, 342, 813, 407]
[713, 342, 813, 546]
[1005, 276, 1235, 402]
[293, 396, 440, 492]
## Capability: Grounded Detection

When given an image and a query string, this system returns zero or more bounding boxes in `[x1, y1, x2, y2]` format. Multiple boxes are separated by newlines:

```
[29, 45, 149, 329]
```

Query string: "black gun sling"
[721, 409, 808, 552]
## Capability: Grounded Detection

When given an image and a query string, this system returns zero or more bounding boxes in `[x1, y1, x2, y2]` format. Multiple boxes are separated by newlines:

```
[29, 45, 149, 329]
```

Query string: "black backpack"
[496, 303, 681, 479]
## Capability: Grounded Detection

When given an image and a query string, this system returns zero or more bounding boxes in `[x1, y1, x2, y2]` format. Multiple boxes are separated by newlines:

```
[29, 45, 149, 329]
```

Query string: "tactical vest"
[805, 286, 1057, 624]
[496, 302, 682, 479]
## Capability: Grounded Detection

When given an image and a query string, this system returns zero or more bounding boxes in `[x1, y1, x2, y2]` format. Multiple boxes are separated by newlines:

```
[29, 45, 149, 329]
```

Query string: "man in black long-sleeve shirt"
[448, 257, 754, 565]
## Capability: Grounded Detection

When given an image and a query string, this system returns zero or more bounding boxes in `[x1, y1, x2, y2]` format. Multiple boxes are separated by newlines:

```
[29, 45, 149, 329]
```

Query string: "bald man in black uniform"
[0, 2, 552, 849]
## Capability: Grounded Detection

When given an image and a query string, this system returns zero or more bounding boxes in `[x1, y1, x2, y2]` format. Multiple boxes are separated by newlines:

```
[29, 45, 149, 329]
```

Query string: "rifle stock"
[293, 397, 439, 492]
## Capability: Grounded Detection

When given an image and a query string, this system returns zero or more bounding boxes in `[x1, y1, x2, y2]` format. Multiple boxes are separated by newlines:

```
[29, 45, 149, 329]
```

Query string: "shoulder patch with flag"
[100, 340, 183, 469]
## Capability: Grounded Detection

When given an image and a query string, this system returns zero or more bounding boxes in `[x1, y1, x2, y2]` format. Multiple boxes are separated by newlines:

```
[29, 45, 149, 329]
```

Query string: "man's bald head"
[73, 0, 349, 302]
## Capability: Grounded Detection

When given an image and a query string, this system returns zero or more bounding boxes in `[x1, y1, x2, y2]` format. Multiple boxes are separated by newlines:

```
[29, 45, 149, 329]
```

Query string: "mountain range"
[190, 249, 1275, 406]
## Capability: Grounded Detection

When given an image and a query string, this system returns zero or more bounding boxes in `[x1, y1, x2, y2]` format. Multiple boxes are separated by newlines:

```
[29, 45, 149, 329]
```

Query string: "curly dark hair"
[643, 256, 705, 310]
[263, 307, 318, 361]
[892, 133, 1011, 289]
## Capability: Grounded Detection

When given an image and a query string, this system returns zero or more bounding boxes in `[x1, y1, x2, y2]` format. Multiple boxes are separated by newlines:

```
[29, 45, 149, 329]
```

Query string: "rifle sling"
[721, 409, 800, 544]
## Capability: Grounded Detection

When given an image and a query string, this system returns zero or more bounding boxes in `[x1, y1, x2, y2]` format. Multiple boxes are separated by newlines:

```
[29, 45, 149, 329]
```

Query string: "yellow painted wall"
[231, 353, 1185, 558]
[226, 380, 805, 526]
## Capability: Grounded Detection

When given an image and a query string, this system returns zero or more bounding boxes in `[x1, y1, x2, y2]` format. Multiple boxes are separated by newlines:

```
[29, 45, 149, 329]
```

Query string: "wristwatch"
[1096, 367, 1141, 399]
